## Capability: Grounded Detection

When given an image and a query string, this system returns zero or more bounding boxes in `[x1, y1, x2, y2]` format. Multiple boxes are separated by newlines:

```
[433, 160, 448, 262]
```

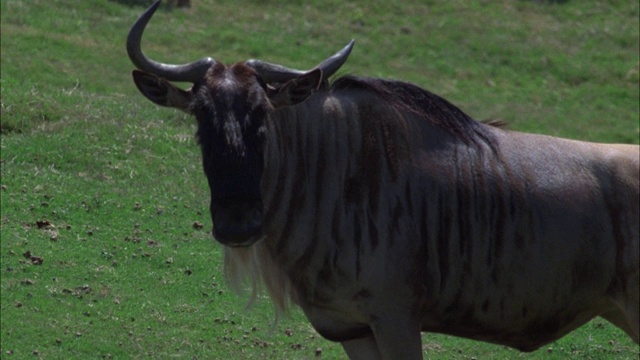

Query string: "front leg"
[341, 316, 423, 360]
[370, 315, 423, 360]
[342, 335, 381, 360]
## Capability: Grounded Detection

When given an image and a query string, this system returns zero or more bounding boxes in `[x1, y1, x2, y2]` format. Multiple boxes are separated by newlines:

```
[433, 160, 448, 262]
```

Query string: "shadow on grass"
[109, 0, 191, 9]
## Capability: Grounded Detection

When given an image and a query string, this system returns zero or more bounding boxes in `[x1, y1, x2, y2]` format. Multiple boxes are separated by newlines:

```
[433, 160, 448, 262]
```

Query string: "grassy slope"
[1, 0, 638, 358]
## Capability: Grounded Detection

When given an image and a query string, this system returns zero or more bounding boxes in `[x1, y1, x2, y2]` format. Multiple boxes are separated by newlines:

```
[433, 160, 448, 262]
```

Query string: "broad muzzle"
[210, 200, 264, 247]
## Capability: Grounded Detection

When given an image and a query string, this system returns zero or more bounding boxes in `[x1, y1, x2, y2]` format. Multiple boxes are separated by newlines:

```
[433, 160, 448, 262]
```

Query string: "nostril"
[210, 200, 264, 245]
[231, 207, 244, 221]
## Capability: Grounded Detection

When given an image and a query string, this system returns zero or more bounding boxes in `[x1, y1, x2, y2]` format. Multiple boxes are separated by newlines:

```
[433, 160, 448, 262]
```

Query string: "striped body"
[224, 77, 639, 353]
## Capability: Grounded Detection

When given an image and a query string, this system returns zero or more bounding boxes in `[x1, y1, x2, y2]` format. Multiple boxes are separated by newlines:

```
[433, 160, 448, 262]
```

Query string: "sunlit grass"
[1, 0, 638, 358]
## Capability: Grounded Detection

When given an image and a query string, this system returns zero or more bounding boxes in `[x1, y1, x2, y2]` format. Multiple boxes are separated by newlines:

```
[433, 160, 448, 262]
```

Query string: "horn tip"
[342, 40, 355, 55]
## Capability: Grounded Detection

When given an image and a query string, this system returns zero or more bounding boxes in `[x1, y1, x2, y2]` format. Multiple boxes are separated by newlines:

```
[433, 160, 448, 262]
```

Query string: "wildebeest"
[127, 1, 639, 358]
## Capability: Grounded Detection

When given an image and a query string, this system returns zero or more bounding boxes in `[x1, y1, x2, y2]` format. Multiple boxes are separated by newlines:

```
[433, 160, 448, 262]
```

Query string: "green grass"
[1, 0, 638, 358]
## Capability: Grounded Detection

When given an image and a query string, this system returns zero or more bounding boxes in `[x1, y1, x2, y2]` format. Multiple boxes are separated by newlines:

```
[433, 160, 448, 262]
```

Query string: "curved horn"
[127, 0, 216, 83]
[246, 40, 355, 83]
[243, 60, 306, 84]
[315, 39, 355, 78]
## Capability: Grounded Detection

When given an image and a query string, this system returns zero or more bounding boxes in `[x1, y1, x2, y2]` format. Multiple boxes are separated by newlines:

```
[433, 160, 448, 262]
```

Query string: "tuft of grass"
[1, 0, 638, 358]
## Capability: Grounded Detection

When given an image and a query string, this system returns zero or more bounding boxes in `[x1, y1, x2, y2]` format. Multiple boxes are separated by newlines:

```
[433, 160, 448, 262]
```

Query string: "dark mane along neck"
[330, 76, 495, 147]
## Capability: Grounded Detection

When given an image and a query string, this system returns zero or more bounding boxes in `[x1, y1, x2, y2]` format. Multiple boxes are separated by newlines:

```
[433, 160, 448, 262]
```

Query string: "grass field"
[1, 0, 639, 358]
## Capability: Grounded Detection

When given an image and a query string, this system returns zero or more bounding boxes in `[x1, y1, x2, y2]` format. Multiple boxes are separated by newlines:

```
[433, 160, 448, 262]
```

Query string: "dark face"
[128, 1, 349, 248]
[191, 63, 272, 246]
[131, 60, 323, 247]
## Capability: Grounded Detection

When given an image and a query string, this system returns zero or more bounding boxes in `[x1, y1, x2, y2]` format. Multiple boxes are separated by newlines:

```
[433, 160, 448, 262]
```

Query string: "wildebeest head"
[127, 1, 353, 246]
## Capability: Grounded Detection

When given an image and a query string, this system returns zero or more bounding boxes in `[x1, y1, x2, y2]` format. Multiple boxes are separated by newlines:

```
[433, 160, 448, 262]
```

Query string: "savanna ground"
[1, 0, 639, 358]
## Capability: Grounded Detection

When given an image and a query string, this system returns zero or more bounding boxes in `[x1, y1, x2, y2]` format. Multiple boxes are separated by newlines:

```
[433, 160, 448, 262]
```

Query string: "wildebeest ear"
[268, 69, 323, 108]
[132, 70, 192, 113]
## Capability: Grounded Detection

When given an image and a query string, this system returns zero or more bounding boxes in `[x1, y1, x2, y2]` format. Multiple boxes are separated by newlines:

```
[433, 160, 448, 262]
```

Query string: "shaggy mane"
[330, 76, 497, 147]
[224, 242, 297, 321]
